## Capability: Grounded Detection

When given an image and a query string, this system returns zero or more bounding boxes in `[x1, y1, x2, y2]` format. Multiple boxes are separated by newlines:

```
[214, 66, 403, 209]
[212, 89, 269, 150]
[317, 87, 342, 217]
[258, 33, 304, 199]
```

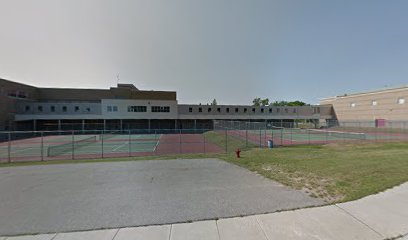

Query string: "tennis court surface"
[0, 131, 223, 163]
[0, 159, 323, 236]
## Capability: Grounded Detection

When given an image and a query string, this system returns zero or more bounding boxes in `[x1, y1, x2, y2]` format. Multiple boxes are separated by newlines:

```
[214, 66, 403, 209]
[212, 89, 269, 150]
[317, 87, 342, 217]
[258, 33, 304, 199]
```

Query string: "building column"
[33, 120, 37, 132]
[103, 119, 106, 131]
[82, 120, 85, 132]
[58, 120, 62, 132]
[175, 119, 178, 130]
[194, 119, 197, 130]
[120, 119, 123, 131]
[148, 119, 151, 130]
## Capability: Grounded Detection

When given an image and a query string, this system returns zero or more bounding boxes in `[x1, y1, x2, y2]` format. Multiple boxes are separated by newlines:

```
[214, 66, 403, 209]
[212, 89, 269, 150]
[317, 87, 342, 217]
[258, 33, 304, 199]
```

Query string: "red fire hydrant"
[235, 148, 241, 158]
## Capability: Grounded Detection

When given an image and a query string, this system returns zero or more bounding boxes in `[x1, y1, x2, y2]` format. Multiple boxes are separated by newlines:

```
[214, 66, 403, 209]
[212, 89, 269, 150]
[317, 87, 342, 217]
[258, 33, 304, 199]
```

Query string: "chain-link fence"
[2, 120, 408, 163]
[0, 129, 225, 163]
[214, 120, 408, 150]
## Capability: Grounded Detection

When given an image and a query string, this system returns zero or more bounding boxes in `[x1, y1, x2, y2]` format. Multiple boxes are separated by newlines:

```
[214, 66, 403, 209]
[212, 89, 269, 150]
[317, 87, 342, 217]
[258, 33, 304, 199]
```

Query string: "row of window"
[126, 106, 170, 113]
[107, 106, 118, 112]
[7, 90, 27, 99]
[350, 98, 406, 108]
[25, 105, 91, 113]
[188, 107, 298, 114]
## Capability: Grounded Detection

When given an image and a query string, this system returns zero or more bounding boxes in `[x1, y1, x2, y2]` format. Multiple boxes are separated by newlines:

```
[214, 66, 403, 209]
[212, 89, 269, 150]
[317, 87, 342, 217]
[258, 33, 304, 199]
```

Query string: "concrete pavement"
[2, 182, 408, 240]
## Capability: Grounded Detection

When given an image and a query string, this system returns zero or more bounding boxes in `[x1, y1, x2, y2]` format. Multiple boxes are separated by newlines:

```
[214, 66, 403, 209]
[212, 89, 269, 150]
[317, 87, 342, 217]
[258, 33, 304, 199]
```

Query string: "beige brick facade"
[320, 86, 408, 121]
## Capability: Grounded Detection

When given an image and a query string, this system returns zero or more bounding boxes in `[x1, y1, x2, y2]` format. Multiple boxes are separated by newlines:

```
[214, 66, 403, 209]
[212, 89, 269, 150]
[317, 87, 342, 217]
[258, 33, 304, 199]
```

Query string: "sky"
[1, 0, 408, 105]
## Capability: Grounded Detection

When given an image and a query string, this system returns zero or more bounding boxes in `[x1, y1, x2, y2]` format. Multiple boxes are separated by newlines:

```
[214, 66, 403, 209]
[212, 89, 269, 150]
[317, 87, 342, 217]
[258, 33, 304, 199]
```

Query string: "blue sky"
[1, 0, 407, 104]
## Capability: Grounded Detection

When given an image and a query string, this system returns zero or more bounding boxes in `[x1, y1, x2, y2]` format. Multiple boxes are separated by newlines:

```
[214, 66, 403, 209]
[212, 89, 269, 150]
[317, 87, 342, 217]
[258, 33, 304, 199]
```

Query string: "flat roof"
[321, 84, 408, 101]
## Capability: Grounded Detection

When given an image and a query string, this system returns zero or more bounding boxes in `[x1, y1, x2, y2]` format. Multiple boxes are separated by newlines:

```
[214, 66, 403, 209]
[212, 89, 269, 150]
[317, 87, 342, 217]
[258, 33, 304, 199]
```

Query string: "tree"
[271, 100, 308, 106]
[252, 97, 262, 106]
[260, 98, 269, 106]
[211, 99, 218, 105]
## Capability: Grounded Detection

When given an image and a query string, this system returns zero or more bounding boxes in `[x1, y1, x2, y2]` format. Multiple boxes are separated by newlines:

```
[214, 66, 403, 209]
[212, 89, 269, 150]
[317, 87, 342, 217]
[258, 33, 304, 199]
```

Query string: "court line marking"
[112, 142, 128, 152]
[153, 134, 162, 152]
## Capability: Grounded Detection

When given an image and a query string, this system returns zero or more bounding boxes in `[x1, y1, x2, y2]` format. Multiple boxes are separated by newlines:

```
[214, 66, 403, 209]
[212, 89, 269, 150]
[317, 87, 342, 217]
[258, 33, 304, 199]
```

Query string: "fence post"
[72, 131, 74, 160]
[280, 128, 283, 146]
[128, 130, 131, 157]
[101, 130, 104, 158]
[246, 129, 248, 147]
[41, 131, 44, 161]
[179, 129, 182, 154]
[225, 129, 228, 154]
[259, 129, 262, 148]
[203, 130, 206, 154]
[7, 132, 11, 163]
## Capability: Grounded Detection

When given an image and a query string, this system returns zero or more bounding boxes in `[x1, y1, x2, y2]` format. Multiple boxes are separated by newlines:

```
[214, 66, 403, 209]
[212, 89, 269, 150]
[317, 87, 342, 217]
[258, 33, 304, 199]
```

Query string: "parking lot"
[0, 159, 323, 236]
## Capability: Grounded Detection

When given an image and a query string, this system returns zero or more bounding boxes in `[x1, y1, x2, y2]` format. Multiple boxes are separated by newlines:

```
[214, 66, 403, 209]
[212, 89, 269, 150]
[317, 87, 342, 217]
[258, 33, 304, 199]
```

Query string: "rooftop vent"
[117, 84, 139, 90]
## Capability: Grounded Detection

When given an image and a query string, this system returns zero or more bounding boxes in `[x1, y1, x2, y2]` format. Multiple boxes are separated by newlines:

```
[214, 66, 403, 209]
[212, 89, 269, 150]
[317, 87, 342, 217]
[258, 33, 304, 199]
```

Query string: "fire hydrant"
[235, 148, 241, 158]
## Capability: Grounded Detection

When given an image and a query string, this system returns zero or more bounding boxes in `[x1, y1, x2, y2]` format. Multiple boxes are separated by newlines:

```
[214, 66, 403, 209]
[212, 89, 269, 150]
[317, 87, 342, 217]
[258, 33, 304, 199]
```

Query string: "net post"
[41, 131, 44, 161]
[7, 132, 11, 163]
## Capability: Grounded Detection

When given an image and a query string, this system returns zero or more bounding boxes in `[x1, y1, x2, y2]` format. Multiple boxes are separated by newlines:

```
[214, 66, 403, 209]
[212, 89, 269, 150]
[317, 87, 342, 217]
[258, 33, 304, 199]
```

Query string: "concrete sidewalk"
[2, 182, 408, 240]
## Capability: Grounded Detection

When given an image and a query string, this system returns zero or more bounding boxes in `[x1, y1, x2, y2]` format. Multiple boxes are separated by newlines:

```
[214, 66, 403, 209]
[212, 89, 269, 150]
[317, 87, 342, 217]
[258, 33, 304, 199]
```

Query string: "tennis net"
[47, 136, 97, 157]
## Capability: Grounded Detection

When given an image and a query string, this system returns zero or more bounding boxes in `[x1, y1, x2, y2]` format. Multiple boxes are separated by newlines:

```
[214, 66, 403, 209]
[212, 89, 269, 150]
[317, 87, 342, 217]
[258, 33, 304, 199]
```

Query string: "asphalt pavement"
[0, 158, 322, 236]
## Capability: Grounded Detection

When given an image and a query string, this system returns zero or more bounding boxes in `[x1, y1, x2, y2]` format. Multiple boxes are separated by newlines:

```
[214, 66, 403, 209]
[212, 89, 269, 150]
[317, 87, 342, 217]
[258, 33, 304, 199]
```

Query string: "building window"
[75, 106, 80, 112]
[217, 108, 221, 112]
[51, 106, 55, 112]
[86, 107, 91, 112]
[293, 108, 297, 113]
[252, 108, 256, 113]
[62, 106, 67, 112]
[350, 103, 356, 108]
[38, 106, 43, 112]
[276, 108, 280, 113]
[128, 106, 147, 112]
[226, 108, 230, 113]
[199, 107, 202, 112]
[261, 108, 264, 113]
[107, 106, 112, 112]
[269, 108, 272, 113]
[151, 106, 170, 112]
[189, 107, 193, 113]
[208, 108, 212, 113]
[25, 105, 30, 112]
[113, 106, 118, 112]
[398, 98, 405, 105]
[17, 91, 27, 98]
[244, 108, 247, 113]
[235, 108, 239, 113]
[8, 91, 17, 98]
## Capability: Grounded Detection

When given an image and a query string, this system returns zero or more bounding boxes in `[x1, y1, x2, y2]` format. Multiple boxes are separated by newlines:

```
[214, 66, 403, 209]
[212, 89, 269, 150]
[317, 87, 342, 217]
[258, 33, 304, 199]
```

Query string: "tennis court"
[0, 131, 223, 163]
[227, 127, 408, 147]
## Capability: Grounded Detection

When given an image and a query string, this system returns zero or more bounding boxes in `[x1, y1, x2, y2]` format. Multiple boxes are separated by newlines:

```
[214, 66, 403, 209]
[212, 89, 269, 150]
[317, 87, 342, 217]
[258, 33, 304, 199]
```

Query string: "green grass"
[220, 142, 408, 202]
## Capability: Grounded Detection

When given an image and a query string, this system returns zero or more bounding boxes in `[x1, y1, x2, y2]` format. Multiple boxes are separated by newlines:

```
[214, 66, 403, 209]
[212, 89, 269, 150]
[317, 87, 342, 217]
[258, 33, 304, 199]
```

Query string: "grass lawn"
[220, 142, 408, 203]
